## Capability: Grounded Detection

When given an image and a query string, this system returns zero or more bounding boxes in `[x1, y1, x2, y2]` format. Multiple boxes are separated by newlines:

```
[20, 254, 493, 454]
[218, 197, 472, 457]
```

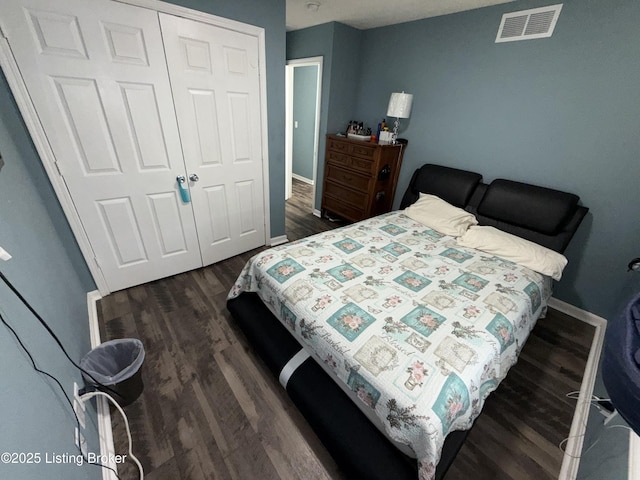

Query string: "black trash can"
[80, 338, 145, 407]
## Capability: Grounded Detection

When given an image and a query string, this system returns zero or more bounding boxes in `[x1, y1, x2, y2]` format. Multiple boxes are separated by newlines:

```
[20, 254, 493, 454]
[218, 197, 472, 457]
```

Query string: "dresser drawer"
[325, 164, 370, 192]
[327, 150, 373, 175]
[349, 156, 375, 175]
[327, 137, 349, 153]
[349, 143, 376, 160]
[327, 150, 351, 169]
[324, 180, 368, 209]
[323, 195, 364, 222]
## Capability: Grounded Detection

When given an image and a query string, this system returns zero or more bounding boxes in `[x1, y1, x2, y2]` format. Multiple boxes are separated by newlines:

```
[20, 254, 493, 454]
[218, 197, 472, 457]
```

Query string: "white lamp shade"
[386, 92, 413, 118]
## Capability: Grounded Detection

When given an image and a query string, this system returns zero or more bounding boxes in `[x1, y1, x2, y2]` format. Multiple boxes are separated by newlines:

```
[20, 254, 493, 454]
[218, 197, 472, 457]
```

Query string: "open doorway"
[285, 57, 323, 208]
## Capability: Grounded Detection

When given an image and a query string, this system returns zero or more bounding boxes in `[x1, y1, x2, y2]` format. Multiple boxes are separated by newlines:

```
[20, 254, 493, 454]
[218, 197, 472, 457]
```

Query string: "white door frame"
[0, 0, 271, 295]
[285, 56, 323, 205]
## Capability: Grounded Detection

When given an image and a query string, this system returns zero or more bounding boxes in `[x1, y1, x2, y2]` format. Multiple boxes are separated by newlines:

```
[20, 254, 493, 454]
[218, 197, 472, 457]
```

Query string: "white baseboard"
[551, 297, 608, 480]
[87, 291, 103, 348]
[548, 297, 608, 328]
[270, 235, 289, 247]
[630, 431, 640, 480]
[87, 290, 118, 480]
[292, 173, 314, 185]
[313, 209, 322, 218]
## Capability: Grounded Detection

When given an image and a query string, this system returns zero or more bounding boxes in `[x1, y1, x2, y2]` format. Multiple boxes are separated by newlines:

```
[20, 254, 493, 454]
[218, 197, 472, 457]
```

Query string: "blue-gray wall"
[287, 22, 362, 208]
[292, 65, 318, 181]
[167, 0, 287, 237]
[0, 69, 99, 478]
[0, 0, 285, 477]
[290, 0, 640, 321]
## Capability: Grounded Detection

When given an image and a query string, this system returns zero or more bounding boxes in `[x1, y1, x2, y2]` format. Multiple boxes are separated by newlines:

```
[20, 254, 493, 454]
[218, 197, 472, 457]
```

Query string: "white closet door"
[160, 13, 266, 265]
[2, 0, 202, 291]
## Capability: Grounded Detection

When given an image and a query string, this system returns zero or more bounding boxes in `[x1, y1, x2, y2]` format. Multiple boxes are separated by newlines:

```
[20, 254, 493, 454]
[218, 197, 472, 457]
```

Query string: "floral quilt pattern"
[229, 212, 551, 480]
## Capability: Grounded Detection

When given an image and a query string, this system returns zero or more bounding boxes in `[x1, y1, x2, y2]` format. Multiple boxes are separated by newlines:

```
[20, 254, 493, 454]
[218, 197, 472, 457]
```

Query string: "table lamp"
[386, 92, 413, 144]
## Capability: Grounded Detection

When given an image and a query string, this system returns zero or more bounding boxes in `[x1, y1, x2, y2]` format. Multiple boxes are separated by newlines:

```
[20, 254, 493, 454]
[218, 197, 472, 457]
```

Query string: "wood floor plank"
[196, 354, 276, 459]
[170, 387, 234, 480]
[143, 457, 181, 480]
[98, 179, 594, 480]
[460, 412, 554, 480]
[190, 379, 233, 459]
[99, 289, 133, 322]
[106, 339, 175, 479]
[215, 343, 336, 480]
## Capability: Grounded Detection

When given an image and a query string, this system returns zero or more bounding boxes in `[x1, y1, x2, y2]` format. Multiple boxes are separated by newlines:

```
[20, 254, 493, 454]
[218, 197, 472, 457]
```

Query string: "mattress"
[228, 211, 552, 479]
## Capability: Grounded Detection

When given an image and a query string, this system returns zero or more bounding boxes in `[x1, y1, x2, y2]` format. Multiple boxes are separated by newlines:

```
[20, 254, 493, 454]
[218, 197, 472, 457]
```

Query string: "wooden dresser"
[321, 134, 405, 222]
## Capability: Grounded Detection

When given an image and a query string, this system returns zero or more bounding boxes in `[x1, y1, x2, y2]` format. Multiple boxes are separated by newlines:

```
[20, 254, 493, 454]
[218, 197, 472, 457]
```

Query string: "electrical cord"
[0, 310, 120, 479]
[558, 395, 599, 458]
[80, 389, 144, 480]
[565, 391, 614, 416]
[0, 270, 122, 399]
[1, 310, 74, 408]
[560, 391, 630, 459]
[565, 391, 611, 403]
[560, 422, 631, 459]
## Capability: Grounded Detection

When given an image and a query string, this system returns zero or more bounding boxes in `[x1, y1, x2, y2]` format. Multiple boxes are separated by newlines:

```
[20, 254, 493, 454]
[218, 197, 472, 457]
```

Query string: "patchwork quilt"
[229, 212, 551, 479]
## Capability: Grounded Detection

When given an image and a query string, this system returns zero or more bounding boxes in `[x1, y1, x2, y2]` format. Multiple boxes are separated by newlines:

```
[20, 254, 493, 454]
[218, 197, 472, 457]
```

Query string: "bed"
[227, 163, 588, 480]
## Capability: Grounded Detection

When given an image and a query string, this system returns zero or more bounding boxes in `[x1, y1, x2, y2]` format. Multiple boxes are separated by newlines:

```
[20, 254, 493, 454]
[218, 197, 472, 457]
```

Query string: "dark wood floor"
[285, 178, 345, 239]
[98, 179, 594, 480]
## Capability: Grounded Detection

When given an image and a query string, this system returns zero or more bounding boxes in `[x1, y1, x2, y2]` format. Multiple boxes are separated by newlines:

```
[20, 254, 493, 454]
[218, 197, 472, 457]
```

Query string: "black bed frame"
[227, 163, 588, 479]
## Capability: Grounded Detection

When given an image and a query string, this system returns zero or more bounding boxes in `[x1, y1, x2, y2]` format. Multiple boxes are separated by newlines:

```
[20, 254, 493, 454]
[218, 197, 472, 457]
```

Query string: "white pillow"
[404, 193, 478, 237]
[457, 226, 568, 280]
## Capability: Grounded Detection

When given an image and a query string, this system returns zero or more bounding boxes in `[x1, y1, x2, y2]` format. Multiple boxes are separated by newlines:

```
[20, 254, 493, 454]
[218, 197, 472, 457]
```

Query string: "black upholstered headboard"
[400, 164, 482, 209]
[400, 164, 588, 253]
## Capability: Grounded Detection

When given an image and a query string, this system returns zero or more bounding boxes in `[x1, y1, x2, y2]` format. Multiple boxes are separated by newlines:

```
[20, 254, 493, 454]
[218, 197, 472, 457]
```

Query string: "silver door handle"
[189, 173, 199, 182]
[177, 175, 186, 183]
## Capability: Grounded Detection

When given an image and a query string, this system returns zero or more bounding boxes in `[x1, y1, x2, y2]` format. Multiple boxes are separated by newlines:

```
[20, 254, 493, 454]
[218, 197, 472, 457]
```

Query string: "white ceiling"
[286, 0, 518, 31]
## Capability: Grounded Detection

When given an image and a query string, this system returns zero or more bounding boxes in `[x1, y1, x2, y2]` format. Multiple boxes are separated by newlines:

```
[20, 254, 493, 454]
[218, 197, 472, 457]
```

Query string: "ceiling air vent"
[496, 4, 563, 43]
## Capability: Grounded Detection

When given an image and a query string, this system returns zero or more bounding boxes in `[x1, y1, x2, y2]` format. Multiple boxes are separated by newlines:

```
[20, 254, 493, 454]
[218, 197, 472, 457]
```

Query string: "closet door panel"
[160, 13, 266, 266]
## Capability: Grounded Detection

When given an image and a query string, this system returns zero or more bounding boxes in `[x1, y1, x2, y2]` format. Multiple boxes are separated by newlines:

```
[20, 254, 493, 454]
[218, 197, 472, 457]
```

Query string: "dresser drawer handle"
[342, 175, 353, 182]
